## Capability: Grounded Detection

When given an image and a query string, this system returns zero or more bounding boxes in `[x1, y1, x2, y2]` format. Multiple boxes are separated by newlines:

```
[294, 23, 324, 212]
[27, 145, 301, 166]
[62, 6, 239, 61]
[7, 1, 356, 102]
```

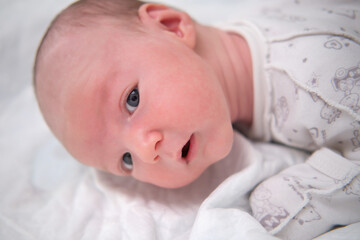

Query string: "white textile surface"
[1, 0, 359, 239]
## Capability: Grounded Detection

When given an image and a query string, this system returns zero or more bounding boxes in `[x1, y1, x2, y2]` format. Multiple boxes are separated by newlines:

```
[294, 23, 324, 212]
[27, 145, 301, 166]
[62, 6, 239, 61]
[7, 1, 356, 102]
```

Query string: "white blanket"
[1, 0, 359, 239]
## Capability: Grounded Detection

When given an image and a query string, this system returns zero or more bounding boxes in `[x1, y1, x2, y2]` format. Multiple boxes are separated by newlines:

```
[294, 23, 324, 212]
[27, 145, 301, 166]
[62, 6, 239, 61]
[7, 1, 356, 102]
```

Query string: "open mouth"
[181, 139, 191, 159]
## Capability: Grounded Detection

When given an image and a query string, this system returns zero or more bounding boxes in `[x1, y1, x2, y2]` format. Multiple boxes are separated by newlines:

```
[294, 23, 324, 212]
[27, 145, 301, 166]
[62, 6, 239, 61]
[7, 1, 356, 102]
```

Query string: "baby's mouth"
[181, 139, 191, 159]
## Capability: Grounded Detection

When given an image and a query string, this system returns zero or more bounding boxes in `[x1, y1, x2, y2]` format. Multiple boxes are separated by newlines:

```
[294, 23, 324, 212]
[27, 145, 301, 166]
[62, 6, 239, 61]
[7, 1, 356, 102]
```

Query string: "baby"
[34, 0, 360, 238]
[34, 0, 250, 189]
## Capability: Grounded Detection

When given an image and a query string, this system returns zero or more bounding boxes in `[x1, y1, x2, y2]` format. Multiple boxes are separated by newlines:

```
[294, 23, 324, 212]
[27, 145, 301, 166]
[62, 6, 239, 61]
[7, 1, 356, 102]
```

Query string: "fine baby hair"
[34, 0, 143, 88]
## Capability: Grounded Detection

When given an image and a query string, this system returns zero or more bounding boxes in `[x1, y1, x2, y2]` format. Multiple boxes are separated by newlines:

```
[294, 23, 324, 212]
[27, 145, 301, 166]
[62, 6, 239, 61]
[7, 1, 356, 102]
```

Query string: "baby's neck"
[195, 24, 253, 125]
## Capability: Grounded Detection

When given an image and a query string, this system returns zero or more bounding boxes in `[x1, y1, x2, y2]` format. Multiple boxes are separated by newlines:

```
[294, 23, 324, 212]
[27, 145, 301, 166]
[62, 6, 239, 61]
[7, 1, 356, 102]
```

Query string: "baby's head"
[34, 0, 234, 188]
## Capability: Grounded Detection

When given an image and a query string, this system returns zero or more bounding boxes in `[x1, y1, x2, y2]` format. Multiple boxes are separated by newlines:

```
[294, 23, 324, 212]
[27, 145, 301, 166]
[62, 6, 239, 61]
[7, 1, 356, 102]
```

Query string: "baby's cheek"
[208, 124, 234, 162]
[220, 127, 235, 158]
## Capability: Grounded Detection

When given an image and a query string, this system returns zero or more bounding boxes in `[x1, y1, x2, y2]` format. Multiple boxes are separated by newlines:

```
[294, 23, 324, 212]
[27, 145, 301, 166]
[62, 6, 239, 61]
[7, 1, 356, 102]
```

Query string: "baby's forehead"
[35, 27, 98, 128]
[39, 28, 105, 71]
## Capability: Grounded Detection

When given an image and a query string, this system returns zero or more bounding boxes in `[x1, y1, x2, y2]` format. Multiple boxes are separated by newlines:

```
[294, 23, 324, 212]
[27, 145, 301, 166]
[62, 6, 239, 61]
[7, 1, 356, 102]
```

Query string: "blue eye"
[126, 88, 139, 113]
[122, 152, 133, 170]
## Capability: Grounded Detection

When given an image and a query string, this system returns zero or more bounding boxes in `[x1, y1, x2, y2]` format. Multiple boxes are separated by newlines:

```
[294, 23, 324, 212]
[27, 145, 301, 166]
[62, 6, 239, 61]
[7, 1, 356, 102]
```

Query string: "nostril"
[148, 131, 162, 162]
[154, 139, 161, 151]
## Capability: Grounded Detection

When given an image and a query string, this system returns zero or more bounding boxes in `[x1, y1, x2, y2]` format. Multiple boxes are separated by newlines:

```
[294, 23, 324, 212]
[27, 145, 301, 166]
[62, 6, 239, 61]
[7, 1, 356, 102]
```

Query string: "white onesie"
[220, 0, 360, 239]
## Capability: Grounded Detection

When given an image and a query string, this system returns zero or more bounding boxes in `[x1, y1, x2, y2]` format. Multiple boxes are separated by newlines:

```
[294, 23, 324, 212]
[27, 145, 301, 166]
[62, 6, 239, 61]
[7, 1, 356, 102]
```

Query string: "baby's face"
[37, 26, 234, 188]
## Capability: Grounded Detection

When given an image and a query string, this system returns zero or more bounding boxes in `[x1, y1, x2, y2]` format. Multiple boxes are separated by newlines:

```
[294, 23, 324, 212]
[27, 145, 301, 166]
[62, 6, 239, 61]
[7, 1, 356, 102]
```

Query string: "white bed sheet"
[1, 0, 359, 239]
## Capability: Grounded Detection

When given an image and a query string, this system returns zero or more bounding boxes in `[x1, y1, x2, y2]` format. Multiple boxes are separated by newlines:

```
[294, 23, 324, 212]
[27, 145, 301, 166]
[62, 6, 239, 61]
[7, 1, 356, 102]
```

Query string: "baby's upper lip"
[160, 135, 193, 162]
[173, 137, 188, 161]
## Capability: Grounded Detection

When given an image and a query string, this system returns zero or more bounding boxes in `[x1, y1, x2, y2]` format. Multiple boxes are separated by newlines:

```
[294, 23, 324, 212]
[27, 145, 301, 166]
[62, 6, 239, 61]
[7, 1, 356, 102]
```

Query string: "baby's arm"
[250, 148, 360, 240]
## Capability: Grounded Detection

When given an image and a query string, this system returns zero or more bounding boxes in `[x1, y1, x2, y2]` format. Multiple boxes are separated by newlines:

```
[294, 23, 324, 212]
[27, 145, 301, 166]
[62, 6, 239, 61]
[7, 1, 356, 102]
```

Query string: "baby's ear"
[138, 3, 196, 49]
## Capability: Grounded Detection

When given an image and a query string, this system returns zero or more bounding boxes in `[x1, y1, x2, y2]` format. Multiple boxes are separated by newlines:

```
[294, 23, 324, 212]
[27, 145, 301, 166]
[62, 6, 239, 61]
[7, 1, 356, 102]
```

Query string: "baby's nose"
[134, 130, 162, 164]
